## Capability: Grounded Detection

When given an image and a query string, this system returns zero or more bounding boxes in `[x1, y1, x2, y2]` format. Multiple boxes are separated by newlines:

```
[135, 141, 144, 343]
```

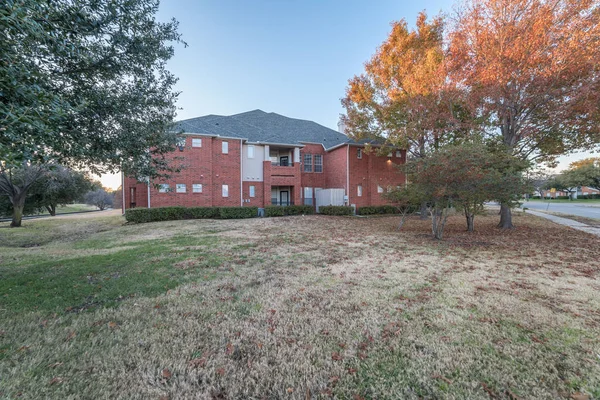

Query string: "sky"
[100, 0, 595, 189]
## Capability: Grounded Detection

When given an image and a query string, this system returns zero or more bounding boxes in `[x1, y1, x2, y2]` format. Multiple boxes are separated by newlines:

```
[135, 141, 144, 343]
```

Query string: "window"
[247, 145, 254, 159]
[387, 152, 393, 157]
[159, 184, 170, 193]
[303, 154, 312, 172]
[357, 185, 363, 197]
[377, 185, 383, 193]
[357, 148, 362, 159]
[176, 184, 186, 193]
[192, 184, 202, 193]
[249, 185, 255, 197]
[396, 150, 402, 158]
[222, 141, 228, 154]
[176, 137, 186, 151]
[222, 184, 229, 197]
[192, 138, 202, 147]
[304, 187, 313, 205]
[314, 154, 322, 173]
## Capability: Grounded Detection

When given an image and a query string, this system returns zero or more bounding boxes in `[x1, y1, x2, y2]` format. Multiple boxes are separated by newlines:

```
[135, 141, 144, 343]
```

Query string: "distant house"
[539, 186, 600, 199]
[122, 110, 405, 212]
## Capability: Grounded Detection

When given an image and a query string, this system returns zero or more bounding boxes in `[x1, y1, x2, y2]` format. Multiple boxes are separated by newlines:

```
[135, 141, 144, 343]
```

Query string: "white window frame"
[249, 185, 255, 197]
[247, 145, 254, 159]
[192, 184, 203, 193]
[396, 150, 401, 158]
[357, 148, 362, 159]
[357, 184, 363, 197]
[387, 152, 393, 157]
[303, 154, 312, 172]
[176, 184, 186, 193]
[192, 138, 202, 148]
[314, 154, 323, 173]
[222, 184, 229, 197]
[159, 184, 170, 193]
[377, 185, 383, 193]
[222, 141, 229, 154]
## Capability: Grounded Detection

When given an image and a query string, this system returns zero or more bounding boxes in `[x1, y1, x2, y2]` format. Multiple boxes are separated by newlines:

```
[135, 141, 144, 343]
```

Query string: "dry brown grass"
[1, 213, 599, 399]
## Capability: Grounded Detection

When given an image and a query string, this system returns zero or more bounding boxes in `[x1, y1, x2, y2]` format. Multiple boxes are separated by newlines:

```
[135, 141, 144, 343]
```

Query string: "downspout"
[346, 145, 350, 205]
[147, 178, 151, 209]
[121, 172, 125, 214]
[240, 139, 244, 206]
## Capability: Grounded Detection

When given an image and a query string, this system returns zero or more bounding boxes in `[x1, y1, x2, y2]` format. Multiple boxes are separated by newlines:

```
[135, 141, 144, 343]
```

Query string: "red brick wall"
[348, 147, 405, 208]
[124, 136, 242, 209]
[325, 145, 348, 191]
[242, 182, 264, 207]
[300, 144, 327, 189]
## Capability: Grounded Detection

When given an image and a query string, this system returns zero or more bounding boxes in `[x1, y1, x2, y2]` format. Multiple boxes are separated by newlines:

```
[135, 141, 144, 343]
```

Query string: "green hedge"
[358, 205, 400, 215]
[219, 207, 258, 219]
[319, 205, 354, 216]
[265, 205, 314, 217]
[125, 206, 256, 223]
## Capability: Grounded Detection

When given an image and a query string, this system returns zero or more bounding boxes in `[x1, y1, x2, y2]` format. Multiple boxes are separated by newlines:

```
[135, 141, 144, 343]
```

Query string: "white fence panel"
[315, 188, 345, 213]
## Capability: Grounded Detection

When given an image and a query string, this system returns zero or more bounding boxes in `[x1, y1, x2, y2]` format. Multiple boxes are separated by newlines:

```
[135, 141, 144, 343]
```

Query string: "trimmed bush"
[125, 206, 257, 223]
[264, 206, 285, 217]
[319, 205, 353, 216]
[219, 206, 258, 219]
[358, 205, 402, 215]
[265, 205, 314, 217]
[185, 207, 220, 219]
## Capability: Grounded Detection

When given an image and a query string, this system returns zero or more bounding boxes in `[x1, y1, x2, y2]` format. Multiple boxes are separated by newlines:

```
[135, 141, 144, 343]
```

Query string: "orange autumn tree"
[447, 0, 600, 228]
[342, 12, 462, 160]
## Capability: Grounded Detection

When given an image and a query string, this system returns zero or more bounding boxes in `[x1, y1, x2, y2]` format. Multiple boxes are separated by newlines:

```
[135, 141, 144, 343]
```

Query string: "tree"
[527, 169, 552, 199]
[0, 165, 46, 227]
[563, 158, 600, 192]
[1, 0, 183, 184]
[29, 166, 93, 216]
[384, 184, 424, 230]
[85, 189, 114, 211]
[342, 12, 466, 160]
[404, 143, 529, 239]
[447, 0, 600, 228]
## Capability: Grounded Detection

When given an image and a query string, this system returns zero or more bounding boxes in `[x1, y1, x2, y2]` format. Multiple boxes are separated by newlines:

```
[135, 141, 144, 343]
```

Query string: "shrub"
[265, 205, 314, 217]
[219, 206, 258, 219]
[185, 207, 220, 219]
[125, 206, 257, 223]
[358, 205, 403, 215]
[319, 205, 353, 216]
[264, 206, 285, 217]
[282, 205, 314, 215]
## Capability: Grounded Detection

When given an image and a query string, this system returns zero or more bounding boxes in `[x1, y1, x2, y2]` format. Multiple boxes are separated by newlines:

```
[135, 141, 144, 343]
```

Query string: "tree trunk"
[420, 201, 428, 220]
[497, 203, 514, 229]
[465, 209, 475, 232]
[45, 204, 56, 216]
[10, 194, 26, 228]
[431, 207, 448, 240]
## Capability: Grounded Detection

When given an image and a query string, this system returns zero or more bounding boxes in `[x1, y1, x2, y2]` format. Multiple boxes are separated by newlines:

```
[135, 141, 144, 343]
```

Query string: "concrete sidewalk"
[525, 209, 600, 237]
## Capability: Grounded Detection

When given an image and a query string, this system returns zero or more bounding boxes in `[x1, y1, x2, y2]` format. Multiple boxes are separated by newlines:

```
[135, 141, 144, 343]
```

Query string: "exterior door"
[280, 191, 289, 206]
[279, 156, 289, 166]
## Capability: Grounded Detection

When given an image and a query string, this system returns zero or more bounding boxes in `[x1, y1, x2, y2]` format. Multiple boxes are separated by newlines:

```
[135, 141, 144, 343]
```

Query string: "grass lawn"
[1, 212, 599, 399]
[31, 203, 99, 217]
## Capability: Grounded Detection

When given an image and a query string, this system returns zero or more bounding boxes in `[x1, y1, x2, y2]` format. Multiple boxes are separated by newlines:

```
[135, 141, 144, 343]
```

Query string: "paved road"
[521, 201, 600, 219]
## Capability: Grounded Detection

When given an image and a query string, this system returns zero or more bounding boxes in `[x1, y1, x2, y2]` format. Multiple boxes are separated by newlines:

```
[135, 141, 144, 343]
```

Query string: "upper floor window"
[247, 145, 254, 159]
[395, 150, 401, 158]
[176, 184, 186, 193]
[192, 184, 203, 193]
[314, 154, 323, 173]
[357, 148, 362, 159]
[387, 152, 393, 157]
[192, 138, 202, 147]
[159, 184, 170, 193]
[303, 154, 312, 172]
[177, 137, 186, 151]
[222, 141, 229, 154]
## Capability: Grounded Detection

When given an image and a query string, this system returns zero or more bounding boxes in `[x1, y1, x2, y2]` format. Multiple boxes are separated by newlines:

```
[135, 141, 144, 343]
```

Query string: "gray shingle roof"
[175, 110, 358, 149]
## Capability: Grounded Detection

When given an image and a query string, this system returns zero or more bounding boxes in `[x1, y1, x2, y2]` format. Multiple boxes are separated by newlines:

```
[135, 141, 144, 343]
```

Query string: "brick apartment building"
[123, 110, 406, 212]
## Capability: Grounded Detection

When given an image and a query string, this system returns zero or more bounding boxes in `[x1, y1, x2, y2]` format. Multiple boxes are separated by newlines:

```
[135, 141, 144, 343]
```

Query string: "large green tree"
[1, 0, 183, 226]
[29, 166, 93, 216]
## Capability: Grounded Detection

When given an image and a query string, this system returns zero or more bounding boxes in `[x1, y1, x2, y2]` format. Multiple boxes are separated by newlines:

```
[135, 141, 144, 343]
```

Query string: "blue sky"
[101, 0, 593, 188]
